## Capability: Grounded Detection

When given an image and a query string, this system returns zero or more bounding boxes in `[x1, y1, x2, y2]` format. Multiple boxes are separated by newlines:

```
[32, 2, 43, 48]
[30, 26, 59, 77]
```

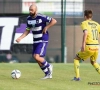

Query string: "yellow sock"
[92, 63, 100, 74]
[74, 59, 80, 78]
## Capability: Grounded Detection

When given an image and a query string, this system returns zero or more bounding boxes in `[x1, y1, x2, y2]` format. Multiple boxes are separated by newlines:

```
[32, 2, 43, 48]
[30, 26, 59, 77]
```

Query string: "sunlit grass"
[0, 63, 100, 90]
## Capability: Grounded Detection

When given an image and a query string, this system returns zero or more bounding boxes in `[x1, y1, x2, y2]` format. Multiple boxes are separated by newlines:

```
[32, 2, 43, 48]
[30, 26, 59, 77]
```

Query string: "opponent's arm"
[43, 18, 57, 33]
[81, 30, 88, 52]
[16, 30, 30, 43]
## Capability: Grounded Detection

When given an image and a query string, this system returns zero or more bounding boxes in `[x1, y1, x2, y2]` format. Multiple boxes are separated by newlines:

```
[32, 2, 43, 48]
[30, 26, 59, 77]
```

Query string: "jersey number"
[92, 29, 98, 40]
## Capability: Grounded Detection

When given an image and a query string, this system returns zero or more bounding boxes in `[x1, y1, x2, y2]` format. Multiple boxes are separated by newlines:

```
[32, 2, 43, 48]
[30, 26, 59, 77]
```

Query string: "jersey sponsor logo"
[28, 19, 42, 25]
[28, 20, 36, 25]
[89, 48, 98, 51]
[0, 17, 19, 50]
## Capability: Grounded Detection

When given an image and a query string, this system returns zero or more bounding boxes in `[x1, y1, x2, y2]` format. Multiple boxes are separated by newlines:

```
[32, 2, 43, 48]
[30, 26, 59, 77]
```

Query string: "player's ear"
[84, 16, 87, 20]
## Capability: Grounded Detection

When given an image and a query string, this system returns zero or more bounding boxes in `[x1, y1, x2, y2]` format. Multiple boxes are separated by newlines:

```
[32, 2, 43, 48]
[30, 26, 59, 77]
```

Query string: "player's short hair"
[84, 10, 93, 18]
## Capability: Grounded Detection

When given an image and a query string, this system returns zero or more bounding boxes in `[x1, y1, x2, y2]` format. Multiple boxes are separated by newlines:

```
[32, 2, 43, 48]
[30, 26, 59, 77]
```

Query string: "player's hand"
[16, 38, 21, 43]
[42, 27, 48, 34]
[81, 45, 85, 52]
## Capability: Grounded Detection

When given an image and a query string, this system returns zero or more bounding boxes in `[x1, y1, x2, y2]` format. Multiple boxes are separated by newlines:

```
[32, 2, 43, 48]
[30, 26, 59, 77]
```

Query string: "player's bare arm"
[43, 18, 57, 34]
[16, 30, 30, 43]
[81, 30, 88, 52]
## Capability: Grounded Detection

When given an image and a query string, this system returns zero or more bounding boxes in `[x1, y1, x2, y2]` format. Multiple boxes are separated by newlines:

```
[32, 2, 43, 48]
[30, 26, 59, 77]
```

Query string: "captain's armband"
[26, 27, 31, 31]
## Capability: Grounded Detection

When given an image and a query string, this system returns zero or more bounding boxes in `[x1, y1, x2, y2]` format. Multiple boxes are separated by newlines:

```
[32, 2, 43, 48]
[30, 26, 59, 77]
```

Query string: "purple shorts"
[32, 42, 48, 57]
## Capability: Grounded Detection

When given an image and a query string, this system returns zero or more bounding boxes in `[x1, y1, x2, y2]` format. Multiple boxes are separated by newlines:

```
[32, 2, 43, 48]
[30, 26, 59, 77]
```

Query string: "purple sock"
[40, 66, 49, 75]
[41, 60, 50, 68]
[41, 60, 50, 75]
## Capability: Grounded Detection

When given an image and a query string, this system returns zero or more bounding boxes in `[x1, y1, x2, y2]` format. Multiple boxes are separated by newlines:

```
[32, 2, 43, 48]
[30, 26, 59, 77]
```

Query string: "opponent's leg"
[41, 60, 53, 79]
[33, 54, 53, 79]
[90, 59, 100, 74]
[33, 42, 53, 79]
[36, 60, 50, 76]
[72, 56, 81, 81]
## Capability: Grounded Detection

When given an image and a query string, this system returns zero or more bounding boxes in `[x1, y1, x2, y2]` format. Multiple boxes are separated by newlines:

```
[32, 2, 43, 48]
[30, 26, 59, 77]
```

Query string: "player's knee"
[33, 54, 40, 60]
[74, 55, 80, 60]
[90, 60, 96, 65]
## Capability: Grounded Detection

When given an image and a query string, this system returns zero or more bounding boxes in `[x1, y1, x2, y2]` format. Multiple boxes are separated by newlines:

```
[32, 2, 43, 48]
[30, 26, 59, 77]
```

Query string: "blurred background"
[0, 0, 100, 63]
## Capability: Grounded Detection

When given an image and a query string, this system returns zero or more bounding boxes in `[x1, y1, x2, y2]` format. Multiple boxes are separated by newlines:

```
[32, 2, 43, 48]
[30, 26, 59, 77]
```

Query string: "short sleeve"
[26, 18, 32, 31]
[42, 15, 52, 23]
[81, 22, 87, 32]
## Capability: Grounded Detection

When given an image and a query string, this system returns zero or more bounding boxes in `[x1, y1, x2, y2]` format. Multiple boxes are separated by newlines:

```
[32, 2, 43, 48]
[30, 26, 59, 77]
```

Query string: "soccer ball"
[11, 70, 21, 79]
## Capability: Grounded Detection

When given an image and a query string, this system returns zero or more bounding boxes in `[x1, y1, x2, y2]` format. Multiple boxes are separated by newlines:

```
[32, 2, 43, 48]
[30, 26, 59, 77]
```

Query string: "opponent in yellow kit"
[72, 10, 100, 81]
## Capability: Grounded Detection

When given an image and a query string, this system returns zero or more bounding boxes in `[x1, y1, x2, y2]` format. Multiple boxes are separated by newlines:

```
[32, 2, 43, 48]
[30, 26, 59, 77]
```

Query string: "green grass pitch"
[0, 63, 100, 90]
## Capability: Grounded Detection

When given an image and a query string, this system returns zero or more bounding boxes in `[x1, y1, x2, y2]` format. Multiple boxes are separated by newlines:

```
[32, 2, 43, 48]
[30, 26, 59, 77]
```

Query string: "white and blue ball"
[11, 70, 21, 79]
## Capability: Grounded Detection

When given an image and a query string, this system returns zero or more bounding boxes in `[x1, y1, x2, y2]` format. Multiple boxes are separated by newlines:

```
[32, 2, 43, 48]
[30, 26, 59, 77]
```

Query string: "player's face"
[29, 8, 36, 17]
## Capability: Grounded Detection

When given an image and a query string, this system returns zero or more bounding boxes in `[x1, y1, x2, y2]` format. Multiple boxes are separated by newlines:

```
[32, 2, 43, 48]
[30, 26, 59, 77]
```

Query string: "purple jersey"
[26, 13, 52, 43]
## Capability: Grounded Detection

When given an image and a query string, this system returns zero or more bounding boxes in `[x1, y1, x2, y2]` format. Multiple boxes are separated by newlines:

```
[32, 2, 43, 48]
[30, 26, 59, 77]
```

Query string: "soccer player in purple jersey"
[16, 4, 57, 79]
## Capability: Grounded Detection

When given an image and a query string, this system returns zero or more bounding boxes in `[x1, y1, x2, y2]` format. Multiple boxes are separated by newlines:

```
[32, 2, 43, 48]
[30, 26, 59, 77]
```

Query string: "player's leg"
[32, 43, 49, 76]
[90, 59, 100, 74]
[73, 47, 91, 81]
[90, 50, 100, 74]
[35, 60, 50, 75]
[33, 54, 51, 75]
[33, 42, 53, 79]
[73, 54, 81, 81]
